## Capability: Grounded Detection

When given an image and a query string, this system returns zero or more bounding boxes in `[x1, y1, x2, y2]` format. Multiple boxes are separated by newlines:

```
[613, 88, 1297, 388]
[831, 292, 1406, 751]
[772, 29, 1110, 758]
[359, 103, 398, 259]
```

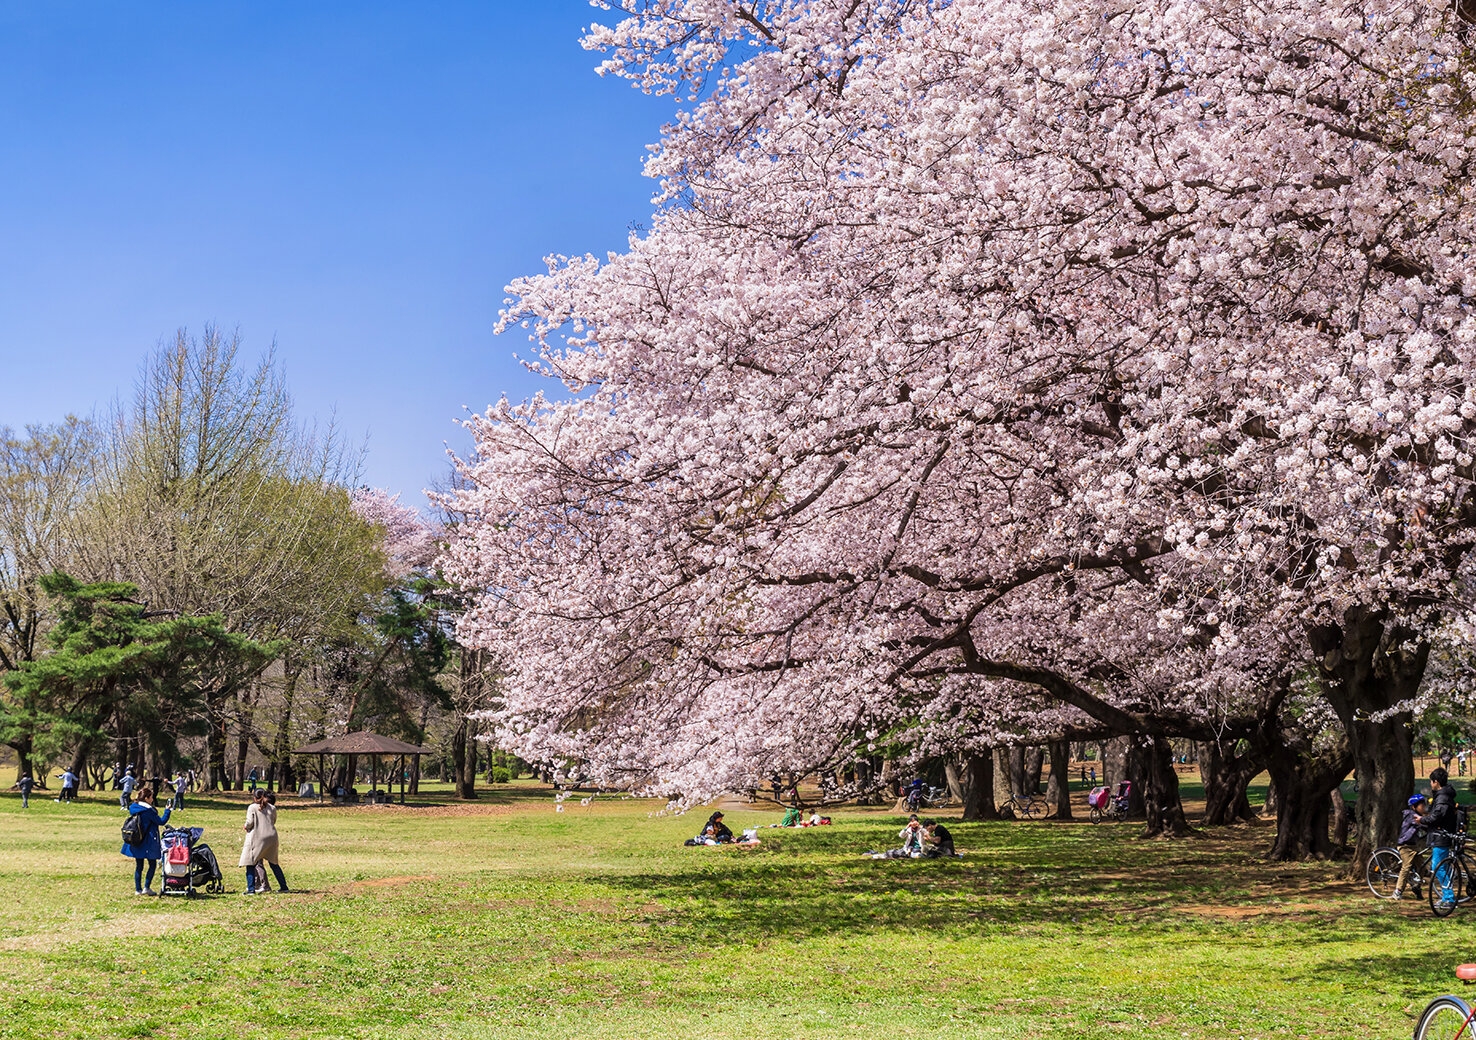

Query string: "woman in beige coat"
[239, 790, 288, 894]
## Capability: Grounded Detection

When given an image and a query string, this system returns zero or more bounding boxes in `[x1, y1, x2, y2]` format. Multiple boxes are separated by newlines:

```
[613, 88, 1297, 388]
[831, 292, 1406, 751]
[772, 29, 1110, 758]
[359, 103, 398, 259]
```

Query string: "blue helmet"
[1409, 794, 1429, 807]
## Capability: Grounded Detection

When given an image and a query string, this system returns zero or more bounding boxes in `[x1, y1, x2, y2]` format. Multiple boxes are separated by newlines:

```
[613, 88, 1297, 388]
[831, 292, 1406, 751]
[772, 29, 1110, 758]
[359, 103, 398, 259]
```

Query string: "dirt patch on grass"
[345, 874, 437, 890]
[1, 912, 190, 950]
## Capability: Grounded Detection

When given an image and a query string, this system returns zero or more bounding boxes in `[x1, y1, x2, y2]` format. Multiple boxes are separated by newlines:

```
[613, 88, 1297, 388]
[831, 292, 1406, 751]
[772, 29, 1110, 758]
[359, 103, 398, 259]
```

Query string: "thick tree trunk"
[1138, 735, 1193, 837]
[1198, 739, 1262, 826]
[1024, 746, 1045, 794]
[1307, 608, 1428, 876]
[1045, 740, 1072, 820]
[1259, 719, 1352, 861]
[953, 751, 998, 820]
[1008, 746, 1026, 798]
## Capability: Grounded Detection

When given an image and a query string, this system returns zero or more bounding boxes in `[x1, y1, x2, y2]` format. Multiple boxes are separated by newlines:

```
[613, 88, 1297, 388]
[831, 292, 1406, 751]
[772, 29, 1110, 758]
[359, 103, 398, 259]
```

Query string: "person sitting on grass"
[1393, 794, 1428, 900]
[780, 806, 803, 827]
[871, 815, 927, 858]
[922, 819, 955, 858]
[697, 811, 734, 844]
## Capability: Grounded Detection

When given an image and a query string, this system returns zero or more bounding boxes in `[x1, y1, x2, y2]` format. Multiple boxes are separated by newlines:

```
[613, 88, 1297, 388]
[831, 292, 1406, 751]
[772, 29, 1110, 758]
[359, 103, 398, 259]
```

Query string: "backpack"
[121, 812, 147, 847]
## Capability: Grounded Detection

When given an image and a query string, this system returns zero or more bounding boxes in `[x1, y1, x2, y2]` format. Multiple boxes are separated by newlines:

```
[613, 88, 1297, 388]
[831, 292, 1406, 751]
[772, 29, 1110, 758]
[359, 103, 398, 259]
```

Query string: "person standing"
[18, 773, 34, 808]
[121, 786, 172, 895]
[239, 789, 284, 894]
[1427, 768, 1460, 910]
[252, 792, 289, 893]
[169, 772, 186, 810]
[120, 767, 136, 810]
[56, 768, 78, 803]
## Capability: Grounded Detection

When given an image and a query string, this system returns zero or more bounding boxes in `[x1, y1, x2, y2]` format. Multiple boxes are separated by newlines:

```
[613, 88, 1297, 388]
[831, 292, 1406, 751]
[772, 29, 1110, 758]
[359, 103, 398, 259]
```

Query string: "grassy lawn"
[0, 779, 1467, 1039]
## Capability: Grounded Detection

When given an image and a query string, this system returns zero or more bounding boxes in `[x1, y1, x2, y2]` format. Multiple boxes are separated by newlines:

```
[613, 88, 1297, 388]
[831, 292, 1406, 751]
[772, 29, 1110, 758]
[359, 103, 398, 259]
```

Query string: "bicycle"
[904, 785, 949, 812]
[1366, 845, 1429, 899]
[1000, 792, 1039, 819]
[1414, 963, 1476, 1039]
[1429, 832, 1471, 918]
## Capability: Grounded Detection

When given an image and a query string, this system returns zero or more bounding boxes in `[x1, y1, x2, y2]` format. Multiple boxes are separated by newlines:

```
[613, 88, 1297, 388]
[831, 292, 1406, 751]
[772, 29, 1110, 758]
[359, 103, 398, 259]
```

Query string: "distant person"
[239, 789, 282, 894]
[1089, 766, 1097, 785]
[1393, 794, 1428, 900]
[120, 767, 136, 810]
[169, 771, 186, 810]
[121, 786, 172, 895]
[18, 773, 34, 808]
[247, 767, 260, 793]
[56, 768, 78, 803]
[923, 819, 955, 858]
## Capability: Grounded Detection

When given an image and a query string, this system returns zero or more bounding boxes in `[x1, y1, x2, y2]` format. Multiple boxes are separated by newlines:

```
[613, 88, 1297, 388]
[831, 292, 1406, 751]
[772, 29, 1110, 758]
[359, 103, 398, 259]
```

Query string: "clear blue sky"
[0, 2, 672, 506]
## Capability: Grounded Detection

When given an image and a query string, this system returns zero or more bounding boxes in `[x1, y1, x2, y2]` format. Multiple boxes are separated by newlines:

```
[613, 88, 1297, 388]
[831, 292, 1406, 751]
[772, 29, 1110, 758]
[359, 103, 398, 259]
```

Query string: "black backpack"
[121, 813, 147, 847]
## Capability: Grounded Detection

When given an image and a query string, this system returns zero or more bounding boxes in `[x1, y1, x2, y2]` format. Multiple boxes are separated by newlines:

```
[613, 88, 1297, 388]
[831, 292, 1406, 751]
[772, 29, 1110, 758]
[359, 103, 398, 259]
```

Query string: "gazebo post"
[398, 754, 405, 804]
[318, 754, 325, 803]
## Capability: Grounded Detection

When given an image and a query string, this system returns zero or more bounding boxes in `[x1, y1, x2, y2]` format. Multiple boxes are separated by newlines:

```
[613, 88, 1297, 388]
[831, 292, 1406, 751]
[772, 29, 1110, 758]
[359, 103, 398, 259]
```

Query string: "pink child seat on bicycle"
[1087, 787, 1109, 810]
[1455, 964, 1476, 982]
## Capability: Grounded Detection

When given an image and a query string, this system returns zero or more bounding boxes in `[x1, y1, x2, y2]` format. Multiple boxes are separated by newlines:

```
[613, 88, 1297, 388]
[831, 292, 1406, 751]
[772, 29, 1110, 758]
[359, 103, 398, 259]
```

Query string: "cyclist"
[1427, 767, 1460, 909]
[1393, 793, 1429, 900]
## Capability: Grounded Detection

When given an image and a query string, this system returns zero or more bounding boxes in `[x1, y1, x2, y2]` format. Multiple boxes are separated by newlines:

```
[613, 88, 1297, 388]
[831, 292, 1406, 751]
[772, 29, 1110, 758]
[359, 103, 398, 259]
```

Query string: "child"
[1393, 793, 1428, 899]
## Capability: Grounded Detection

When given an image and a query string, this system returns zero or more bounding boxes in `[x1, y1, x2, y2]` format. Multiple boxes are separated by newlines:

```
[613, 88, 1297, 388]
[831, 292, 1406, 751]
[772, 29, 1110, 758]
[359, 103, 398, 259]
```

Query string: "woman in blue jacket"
[120, 786, 171, 895]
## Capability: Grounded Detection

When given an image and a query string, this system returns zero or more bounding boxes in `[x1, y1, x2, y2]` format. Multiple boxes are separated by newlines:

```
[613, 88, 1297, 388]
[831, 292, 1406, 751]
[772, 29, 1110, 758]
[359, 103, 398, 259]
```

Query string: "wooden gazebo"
[293, 732, 431, 805]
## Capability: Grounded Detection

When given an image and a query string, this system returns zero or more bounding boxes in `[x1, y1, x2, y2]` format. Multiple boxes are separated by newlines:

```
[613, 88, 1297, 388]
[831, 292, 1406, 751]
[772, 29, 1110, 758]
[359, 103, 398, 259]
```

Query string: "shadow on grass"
[599, 820, 1363, 944]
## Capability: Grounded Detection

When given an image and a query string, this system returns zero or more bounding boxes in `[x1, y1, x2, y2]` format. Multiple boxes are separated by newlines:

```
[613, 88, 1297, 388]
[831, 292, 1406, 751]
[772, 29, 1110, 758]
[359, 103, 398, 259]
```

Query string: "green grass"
[0, 781, 1467, 1039]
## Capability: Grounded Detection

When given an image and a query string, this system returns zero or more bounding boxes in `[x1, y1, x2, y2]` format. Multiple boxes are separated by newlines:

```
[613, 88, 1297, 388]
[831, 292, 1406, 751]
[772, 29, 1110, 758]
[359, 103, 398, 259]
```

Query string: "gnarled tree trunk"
[1307, 608, 1428, 876]
[1198, 739, 1262, 826]
[1139, 734, 1193, 837]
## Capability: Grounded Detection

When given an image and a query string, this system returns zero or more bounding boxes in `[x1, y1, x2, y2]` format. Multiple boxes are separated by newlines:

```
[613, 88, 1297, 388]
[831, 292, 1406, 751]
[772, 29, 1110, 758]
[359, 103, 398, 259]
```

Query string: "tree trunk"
[271, 658, 301, 794]
[1138, 735, 1193, 837]
[1045, 740, 1072, 820]
[207, 689, 230, 790]
[953, 751, 998, 820]
[452, 718, 477, 799]
[1008, 746, 1026, 798]
[1024, 746, 1045, 794]
[1307, 608, 1428, 876]
[1198, 739, 1262, 826]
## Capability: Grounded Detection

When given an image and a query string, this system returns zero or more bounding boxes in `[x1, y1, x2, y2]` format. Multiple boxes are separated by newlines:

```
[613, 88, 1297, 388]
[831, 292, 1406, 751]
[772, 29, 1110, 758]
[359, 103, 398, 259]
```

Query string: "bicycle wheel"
[1366, 848, 1403, 899]
[1415, 995, 1475, 1040]
[1089, 806, 1102, 824]
[1460, 853, 1476, 905]
[1019, 798, 1039, 819]
[1430, 856, 1464, 917]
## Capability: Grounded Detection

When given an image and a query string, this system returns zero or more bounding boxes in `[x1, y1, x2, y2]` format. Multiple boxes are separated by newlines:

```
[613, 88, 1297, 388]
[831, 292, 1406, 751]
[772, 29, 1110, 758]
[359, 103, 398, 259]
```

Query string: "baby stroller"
[160, 826, 226, 896]
[1088, 782, 1132, 824]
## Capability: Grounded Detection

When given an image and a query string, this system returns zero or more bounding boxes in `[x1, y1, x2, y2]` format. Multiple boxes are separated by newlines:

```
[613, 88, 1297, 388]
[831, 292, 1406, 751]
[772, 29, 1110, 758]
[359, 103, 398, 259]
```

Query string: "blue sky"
[0, 2, 672, 506]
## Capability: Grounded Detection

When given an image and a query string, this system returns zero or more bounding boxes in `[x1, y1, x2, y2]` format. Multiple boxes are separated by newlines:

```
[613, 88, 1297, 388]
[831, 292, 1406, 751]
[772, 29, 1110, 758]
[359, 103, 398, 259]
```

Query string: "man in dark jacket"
[1427, 768, 1460, 908]
[922, 819, 955, 858]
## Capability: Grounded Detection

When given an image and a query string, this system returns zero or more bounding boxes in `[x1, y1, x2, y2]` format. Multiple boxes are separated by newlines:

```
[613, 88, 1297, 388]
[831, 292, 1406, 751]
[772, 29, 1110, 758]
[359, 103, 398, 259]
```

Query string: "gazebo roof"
[293, 732, 431, 756]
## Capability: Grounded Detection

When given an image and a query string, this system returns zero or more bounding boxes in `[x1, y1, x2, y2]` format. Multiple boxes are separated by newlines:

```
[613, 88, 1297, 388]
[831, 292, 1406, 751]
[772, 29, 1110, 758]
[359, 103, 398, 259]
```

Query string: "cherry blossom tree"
[443, 0, 1476, 859]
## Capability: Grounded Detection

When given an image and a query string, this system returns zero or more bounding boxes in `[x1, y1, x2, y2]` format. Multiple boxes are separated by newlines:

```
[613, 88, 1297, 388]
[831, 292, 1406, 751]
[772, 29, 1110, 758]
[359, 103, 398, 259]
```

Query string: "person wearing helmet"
[1393, 793, 1429, 899]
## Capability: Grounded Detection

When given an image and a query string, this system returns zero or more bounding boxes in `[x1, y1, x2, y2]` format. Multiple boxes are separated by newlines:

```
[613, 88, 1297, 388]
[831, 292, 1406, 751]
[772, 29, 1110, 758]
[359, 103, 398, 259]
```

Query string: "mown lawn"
[0, 780, 1467, 1039]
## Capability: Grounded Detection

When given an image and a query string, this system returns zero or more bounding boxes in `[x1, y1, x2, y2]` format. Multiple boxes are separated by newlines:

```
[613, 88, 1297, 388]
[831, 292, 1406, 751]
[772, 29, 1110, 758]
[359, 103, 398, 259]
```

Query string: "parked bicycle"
[999, 792, 1039, 818]
[905, 785, 949, 812]
[1414, 963, 1476, 1039]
